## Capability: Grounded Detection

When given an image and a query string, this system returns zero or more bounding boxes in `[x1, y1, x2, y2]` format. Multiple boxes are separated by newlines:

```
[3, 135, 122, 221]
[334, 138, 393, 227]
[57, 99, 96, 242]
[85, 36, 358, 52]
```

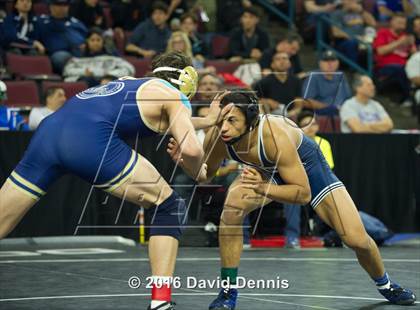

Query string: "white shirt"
[405, 52, 420, 80]
[29, 107, 54, 130]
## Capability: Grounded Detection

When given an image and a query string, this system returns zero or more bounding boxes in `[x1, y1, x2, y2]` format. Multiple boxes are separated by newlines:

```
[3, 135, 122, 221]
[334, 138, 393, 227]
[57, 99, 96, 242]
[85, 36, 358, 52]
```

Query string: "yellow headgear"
[152, 65, 198, 99]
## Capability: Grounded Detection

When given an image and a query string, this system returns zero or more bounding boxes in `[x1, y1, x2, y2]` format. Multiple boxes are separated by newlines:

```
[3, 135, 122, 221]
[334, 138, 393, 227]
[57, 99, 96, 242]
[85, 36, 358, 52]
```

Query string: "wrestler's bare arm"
[255, 120, 311, 204]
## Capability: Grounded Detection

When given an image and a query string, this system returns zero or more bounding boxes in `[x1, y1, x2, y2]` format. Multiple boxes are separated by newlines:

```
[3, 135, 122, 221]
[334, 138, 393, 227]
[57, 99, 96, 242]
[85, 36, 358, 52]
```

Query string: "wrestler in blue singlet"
[9, 78, 191, 199]
[226, 115, 344, 209]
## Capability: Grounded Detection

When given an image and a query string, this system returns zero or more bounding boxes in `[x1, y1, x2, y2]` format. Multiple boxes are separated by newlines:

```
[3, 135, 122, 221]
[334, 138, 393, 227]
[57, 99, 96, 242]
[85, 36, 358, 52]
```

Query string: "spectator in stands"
[302, 50, 352, 116]
[191, 1, 215, 33]
[162, 0, 188, 21]
[63, 28, 134, 86]
[194, 72, 223, 105]
[340, 75, 393, 133]
[304, 0, 337, 17]
[413, 0, 420, 14]
[37, 0, 88, 73]
[111, 0, 148, 31]
[285, 110, 336, 248]
[2, 0, 45, 55]
[70, 0, 105, 29]
[254, 52, 303, 117]
[406, 51, 420, 105]
[125, 1, 171, 58]
[331, 0, 376, 64]
[377, 0, 416, 21]
[229, 6, 270, 62]
[413, 16, 420, 48]
[303, 0, 337, 42]
[373, 13, 416, 107]
[259, 33, 304, 77]
[298, 111, 335, 167]
[180, 13, 208, 59]
[82, 27, 117, 56]
[0, 80, 29, 131]
[28, 87, 66, 130]
[216, 0, 252, 33]
[0, 2, 6, 19]
[166, 31, 197, 65]
[165, 31, 214, 74]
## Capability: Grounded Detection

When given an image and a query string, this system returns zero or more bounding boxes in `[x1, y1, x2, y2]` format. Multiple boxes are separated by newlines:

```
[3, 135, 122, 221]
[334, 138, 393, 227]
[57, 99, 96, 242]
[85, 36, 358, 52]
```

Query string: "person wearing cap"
[36, 0, 88, 73]
[125, 1, 171, 58]
[0, 81, 29, 131]
[302, 50, 352, 116]
[330, 0, 376, 64]
[228, 6, 270, 62]
[2, 0, 45, 55]
[340, 75, 394, 133]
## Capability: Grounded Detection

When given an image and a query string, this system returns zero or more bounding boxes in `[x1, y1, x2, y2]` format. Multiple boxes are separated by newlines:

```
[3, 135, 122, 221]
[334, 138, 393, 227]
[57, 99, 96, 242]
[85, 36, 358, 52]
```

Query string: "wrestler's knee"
[341, 231, 372, 251]
[220, 206, 246, 226]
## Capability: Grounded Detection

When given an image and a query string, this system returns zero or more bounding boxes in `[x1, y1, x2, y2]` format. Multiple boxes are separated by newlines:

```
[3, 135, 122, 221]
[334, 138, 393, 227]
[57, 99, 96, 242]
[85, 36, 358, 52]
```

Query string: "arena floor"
[0, 240, 419, 310]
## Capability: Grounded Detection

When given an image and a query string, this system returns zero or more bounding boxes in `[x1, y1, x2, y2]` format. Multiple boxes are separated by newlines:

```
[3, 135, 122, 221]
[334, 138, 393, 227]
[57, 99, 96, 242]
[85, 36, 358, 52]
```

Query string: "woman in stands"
[63, 27, 134, 86]
[2, 0, 45, 55]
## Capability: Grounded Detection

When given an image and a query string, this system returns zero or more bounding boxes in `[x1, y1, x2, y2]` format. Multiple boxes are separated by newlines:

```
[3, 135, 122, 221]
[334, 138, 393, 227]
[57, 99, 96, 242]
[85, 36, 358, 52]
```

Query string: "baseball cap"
[320, 50, 338, 61]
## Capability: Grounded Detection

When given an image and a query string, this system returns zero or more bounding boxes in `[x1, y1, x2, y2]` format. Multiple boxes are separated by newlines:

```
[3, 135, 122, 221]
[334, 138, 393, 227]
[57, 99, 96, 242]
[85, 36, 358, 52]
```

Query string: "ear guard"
[152, 66, 198, 99]
[244, 93, 260, 131]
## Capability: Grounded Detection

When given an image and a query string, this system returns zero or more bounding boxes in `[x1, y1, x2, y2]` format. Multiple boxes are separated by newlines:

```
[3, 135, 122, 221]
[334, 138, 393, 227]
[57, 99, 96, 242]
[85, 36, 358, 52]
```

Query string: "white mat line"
[180, 287, 334, 309]
[2, 292, 417, 304]
[0, 257, 419, 263]
[0, 293, 214, 302]
[240, 295, 335, 310]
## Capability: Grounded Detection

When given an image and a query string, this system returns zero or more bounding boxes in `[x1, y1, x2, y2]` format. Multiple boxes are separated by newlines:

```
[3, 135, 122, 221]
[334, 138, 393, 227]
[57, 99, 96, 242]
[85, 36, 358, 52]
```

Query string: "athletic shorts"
[271, 135, 344, 209]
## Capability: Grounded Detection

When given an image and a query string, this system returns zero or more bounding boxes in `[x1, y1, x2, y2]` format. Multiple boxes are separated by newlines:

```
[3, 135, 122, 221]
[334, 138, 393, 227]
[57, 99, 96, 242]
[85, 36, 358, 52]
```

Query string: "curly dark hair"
[151, 52, 193, 88]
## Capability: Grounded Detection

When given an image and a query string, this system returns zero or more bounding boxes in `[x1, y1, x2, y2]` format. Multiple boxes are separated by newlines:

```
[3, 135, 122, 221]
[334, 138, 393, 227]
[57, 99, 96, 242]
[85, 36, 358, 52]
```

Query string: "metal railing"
[316, 15, 373, 76]
[254, 0, 295, 29]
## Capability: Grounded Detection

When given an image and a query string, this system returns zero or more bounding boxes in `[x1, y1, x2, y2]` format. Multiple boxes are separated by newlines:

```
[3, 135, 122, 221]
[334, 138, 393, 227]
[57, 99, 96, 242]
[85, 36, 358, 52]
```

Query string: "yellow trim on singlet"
[6, 178, 40, 200]
[10, 171, 46, 195]
[95, 151, 138, 189]
[105, 158, 141, 193]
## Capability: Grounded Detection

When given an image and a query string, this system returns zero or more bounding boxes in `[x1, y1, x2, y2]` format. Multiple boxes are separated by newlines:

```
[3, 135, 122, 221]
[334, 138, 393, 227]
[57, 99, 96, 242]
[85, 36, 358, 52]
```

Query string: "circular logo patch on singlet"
[76, 81, 125, 99]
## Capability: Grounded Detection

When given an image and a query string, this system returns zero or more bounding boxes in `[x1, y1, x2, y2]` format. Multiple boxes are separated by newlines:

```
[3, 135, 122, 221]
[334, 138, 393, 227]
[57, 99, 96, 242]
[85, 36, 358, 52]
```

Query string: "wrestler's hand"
[240, 166, 268, 195]
[167, 138, 184, 166]
[196, 163, 208, 183]
[208, 90, 233, 126]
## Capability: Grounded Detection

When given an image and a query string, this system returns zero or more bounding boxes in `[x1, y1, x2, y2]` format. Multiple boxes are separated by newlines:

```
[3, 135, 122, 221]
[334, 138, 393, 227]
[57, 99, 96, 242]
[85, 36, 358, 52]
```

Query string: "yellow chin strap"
[152, 66, 198, 99]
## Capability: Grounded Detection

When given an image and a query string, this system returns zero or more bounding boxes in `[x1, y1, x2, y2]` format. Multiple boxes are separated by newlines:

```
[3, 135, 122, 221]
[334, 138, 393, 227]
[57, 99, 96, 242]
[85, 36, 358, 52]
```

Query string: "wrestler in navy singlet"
[226, 115, 344, 209]
[10, 78, 191, 199]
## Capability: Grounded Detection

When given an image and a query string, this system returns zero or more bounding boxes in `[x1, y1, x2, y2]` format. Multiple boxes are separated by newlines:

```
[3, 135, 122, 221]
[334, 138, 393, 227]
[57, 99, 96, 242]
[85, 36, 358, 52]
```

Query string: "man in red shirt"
[373, 13, 417, 106]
